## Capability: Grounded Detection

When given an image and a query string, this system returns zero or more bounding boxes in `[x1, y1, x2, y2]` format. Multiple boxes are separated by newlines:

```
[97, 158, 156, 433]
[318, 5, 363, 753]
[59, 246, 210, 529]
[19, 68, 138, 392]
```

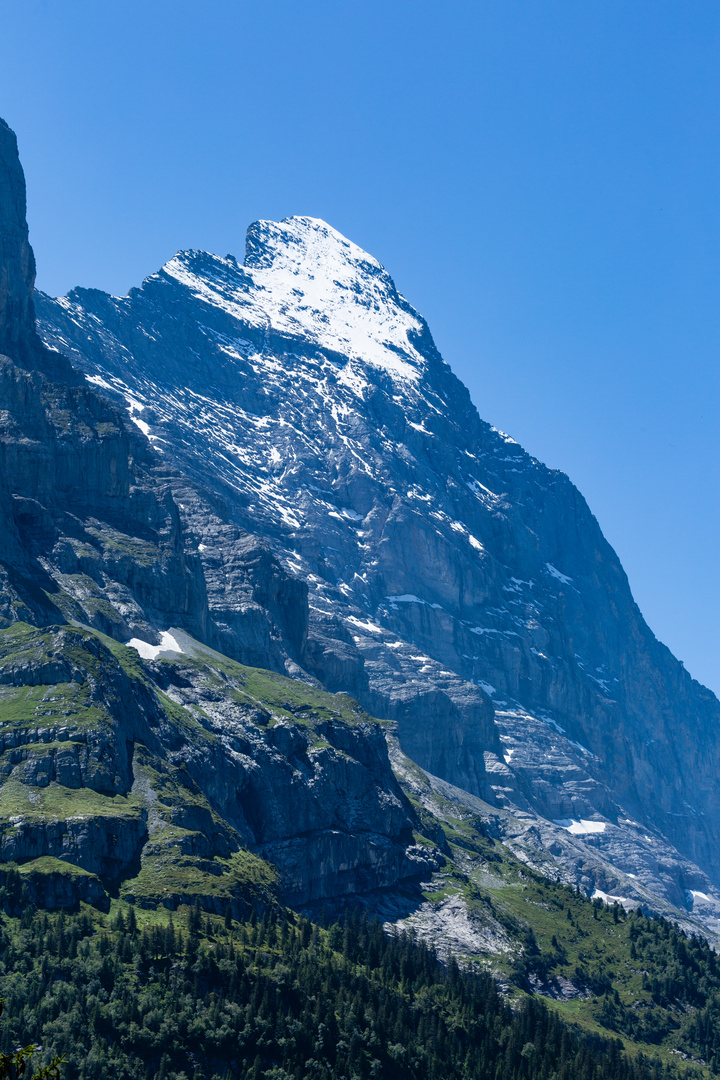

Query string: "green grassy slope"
[2, 620, 720, 1075]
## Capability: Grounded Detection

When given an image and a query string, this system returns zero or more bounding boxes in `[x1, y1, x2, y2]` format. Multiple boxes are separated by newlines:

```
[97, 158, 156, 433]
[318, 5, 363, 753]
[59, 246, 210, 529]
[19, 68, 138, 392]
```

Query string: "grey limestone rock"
[35, 214, 720, 928]
[3, 110, 720, 936]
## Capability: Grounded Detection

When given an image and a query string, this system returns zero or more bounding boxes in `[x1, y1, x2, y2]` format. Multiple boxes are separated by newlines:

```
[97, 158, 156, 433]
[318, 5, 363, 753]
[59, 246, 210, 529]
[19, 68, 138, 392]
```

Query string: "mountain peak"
[244, 215, 384, 275]
[37, 200, 720, 940]
[160, 216, 426, 383]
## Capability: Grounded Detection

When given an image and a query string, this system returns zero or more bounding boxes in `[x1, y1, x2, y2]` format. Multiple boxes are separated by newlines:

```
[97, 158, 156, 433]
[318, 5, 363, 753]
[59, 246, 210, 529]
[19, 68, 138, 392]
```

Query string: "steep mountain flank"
[3, 108, 720, 950]
[35, 216, 720, 925]
[0, 116, 434, 911]
[3, 115, 720, 1080]
[0, 621, 432, 911]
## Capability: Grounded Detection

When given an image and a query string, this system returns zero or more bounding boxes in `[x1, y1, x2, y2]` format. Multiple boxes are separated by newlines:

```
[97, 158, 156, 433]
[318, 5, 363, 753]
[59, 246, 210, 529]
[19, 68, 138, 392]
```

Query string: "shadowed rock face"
[0, 118, 36, 362]
[0, 116, 310, 661]
[0, 117, 429, 910]
[36, 213, 720, 919]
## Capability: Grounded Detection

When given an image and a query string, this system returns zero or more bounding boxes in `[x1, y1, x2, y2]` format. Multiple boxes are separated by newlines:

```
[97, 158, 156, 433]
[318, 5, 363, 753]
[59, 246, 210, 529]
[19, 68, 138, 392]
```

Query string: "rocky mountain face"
[2, 109, 720, 946]
[0, 116, 434, 913]
[34, 214, 720, 932]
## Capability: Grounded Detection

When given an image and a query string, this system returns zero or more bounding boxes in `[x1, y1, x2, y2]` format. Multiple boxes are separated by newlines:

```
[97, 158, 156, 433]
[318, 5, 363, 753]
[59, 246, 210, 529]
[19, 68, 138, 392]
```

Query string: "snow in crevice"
[126, 399, 151, 437]
[85, 373, 115, 392]
[386, 594, 443, 610]
[545, 563, 573, 585]
[346, 615, 385, 635]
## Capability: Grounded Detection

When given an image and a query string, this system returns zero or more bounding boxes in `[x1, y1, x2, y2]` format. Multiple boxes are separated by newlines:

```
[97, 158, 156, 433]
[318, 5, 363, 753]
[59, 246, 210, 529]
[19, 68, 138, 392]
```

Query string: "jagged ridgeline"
[1, 112, 719, 1079]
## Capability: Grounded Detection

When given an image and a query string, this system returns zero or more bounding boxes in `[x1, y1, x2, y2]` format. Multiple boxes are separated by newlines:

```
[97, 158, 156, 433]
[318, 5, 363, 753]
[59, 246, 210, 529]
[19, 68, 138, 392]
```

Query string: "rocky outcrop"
[0, 861, 109, 912]
[0, 811, 147, 879]
[0, 118, 78, 384]
[0, 118, 38, 364]
[143, 644, 438, 906]
[0, 619, 433, 909]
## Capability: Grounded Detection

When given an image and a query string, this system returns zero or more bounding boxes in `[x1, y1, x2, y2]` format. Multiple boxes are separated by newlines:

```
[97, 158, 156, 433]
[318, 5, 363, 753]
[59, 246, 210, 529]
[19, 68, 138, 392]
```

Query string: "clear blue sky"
[1, 0, 718, 693]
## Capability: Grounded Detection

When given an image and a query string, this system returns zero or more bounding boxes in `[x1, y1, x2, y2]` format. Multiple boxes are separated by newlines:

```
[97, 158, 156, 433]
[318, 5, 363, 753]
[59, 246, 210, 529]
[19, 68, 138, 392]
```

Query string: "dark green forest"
[0, 879, 714, 1080]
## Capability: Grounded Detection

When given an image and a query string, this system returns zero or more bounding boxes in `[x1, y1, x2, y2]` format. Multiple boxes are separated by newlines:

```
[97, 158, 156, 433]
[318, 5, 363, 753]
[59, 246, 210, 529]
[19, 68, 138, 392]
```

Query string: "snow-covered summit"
[161, 215, 425, 382]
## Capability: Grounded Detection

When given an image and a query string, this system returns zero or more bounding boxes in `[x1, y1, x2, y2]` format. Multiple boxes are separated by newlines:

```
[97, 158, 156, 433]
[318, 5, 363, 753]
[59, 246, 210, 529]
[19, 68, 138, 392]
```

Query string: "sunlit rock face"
[36, 211, 720, 918]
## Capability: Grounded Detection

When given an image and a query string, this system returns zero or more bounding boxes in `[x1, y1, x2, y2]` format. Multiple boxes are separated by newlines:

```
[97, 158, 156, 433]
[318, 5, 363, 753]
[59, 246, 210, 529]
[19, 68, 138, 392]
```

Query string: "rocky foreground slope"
[34, 210, 720, 930]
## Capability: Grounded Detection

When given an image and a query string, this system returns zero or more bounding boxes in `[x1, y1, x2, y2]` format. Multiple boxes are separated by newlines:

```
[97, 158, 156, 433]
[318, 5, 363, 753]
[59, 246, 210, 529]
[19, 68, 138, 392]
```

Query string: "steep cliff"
[0, 118, 39, 365]
[35, 216, 720, 926]
[0, 621, 433, 911]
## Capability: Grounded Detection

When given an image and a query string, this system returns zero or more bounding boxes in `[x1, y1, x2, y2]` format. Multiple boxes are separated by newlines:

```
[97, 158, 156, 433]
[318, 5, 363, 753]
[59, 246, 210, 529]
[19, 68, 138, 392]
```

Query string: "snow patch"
[85, 373, 115, 391]
[466, 478, 498, 500]
[329, 507, 364, 523]
[125, 631, 185, 660]
[592, 889, 633, 908]
[554, 819, 607, 835]
[545, 563, 573, 585]
[386, 594, 442, 609]
[164, 217, 425, 384]
[346, 615, 384, 635]
[124, 396, 154, 439]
